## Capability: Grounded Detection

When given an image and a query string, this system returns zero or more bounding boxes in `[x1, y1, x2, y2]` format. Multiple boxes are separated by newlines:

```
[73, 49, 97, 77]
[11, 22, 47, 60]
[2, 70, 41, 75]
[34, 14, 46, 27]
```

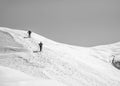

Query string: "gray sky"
[0, 0, 120, 47]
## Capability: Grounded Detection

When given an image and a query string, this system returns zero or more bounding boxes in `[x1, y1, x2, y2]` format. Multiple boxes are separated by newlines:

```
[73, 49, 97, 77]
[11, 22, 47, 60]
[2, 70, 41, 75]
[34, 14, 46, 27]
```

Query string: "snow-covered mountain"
[0, 27, 120, 86]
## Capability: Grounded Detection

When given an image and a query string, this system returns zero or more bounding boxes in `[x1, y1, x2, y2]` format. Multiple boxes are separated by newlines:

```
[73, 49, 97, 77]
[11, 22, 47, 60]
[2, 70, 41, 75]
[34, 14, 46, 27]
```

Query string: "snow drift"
[0, 27, 120, 86]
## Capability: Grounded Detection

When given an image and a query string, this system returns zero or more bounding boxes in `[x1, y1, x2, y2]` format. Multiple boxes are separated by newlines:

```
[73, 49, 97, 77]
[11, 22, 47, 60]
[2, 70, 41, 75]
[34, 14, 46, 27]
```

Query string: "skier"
[39, 42, 43, 52]
[24, 30, 32, 38]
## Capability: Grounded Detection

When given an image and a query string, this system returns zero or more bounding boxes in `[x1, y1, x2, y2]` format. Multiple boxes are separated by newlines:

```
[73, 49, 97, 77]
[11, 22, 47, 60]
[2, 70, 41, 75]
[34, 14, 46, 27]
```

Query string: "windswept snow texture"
[0, 66, 66, 86]
[0, 27, 120, 86]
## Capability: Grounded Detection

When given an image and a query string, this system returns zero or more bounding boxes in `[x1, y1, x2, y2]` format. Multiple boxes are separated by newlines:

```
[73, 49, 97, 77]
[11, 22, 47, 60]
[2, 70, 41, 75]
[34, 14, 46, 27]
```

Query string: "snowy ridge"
[0, 27, 120, 86]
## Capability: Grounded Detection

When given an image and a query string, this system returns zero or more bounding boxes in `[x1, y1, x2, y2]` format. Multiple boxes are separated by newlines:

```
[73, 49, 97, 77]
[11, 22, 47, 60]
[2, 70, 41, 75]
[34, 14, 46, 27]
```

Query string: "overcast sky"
[0, 0, 120, 47]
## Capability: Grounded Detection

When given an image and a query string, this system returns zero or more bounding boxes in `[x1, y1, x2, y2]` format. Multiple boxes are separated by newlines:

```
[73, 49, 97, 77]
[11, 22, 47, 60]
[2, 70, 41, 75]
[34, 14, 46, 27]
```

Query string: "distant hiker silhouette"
[28, 30, 31, 38]
[33, 42, 43, 53]
[24, 30, 32, 38]
[39, 42, 43, 52]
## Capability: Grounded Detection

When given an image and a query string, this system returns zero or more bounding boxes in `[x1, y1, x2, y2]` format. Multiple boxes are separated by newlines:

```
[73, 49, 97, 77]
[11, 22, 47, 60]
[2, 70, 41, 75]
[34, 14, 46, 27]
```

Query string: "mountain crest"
[0, 27, 120, 86]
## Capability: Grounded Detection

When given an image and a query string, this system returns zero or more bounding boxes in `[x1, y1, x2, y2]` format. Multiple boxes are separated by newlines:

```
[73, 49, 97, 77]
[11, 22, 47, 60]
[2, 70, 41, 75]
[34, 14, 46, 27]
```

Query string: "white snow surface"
[0, 27, 120, 86]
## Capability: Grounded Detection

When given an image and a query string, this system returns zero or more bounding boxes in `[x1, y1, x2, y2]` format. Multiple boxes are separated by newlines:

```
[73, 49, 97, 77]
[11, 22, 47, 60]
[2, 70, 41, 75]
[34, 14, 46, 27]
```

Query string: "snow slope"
[0, 66, 66, 86]
[0, 27, 120, 86]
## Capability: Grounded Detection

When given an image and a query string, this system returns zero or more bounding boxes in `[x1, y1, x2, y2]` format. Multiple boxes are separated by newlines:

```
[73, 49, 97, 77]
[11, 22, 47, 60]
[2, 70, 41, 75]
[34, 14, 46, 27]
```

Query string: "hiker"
[39, 42, 43, 52]
[24, 30, 32, 38]
[28, 30, 32, 38]
[33, 42, 43, 53]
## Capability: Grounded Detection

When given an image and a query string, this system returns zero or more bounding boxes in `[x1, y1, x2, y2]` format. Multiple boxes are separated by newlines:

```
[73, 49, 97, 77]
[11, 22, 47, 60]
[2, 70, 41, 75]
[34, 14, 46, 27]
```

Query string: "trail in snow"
[0, 27, 120, 86]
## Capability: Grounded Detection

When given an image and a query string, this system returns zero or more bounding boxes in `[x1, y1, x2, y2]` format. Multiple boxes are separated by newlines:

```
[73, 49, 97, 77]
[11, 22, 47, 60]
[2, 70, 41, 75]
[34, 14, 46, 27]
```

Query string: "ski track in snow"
[0, 27, 120, 86]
